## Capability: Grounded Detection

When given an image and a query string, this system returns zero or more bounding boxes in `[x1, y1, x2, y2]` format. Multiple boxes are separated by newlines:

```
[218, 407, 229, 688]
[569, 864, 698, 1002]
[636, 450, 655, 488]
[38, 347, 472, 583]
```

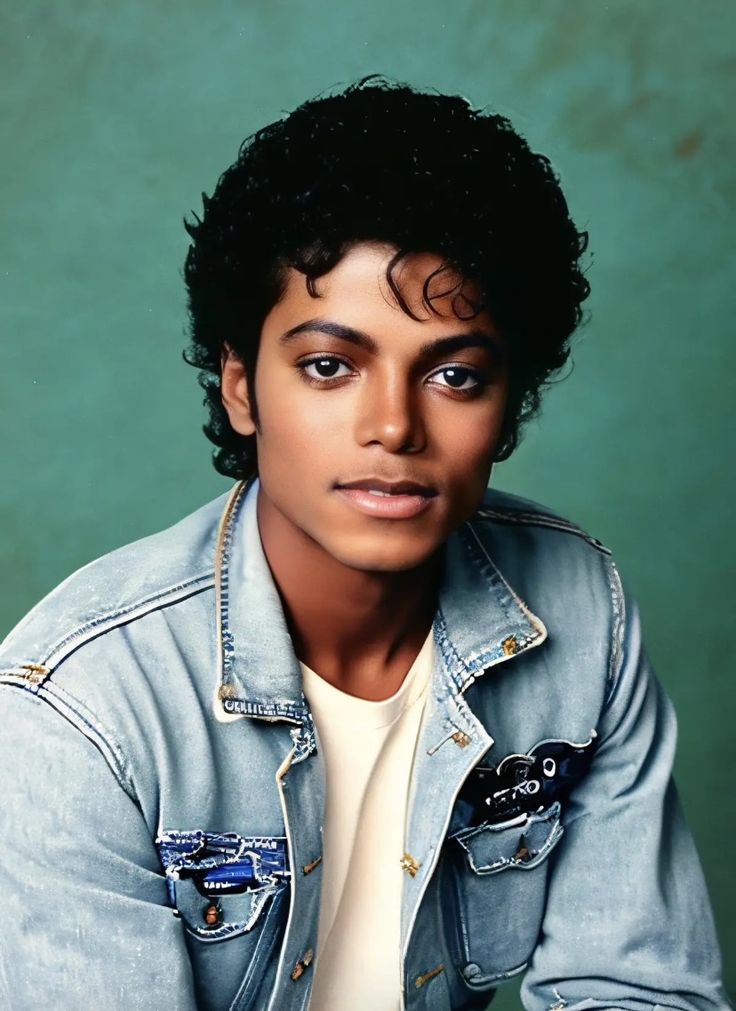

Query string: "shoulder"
[470, 486, 623, 659]
[467, 487, 627, 713]
[0, 489, 233, 673]
[474, 486, 611, 555]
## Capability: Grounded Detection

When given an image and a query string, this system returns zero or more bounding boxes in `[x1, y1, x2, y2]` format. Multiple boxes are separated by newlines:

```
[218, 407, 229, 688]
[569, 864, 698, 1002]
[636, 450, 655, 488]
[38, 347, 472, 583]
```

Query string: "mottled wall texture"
[1, 1, 733, 1003]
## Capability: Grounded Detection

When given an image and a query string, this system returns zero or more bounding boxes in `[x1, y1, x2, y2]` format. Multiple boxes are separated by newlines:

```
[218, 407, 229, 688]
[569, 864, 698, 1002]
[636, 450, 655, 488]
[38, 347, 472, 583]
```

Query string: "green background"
[1, 1, 733, 1004]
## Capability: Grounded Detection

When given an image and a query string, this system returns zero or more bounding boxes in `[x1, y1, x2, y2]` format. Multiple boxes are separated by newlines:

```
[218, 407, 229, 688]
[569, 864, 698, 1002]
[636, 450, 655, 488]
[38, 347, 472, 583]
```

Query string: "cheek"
[440, 405, 504, 467]
[258, 373, 349, 441]
[254, 386, 342, 479]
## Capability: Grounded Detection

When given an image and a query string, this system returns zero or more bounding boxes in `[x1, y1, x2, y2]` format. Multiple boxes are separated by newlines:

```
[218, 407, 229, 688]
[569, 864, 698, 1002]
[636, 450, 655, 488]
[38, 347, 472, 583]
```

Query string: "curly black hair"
[183, 75, 590, 480]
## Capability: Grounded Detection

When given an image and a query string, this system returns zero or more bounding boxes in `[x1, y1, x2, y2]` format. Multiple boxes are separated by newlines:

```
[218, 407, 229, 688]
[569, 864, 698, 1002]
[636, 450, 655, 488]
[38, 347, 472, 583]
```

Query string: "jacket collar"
[213, 478, 547, 724]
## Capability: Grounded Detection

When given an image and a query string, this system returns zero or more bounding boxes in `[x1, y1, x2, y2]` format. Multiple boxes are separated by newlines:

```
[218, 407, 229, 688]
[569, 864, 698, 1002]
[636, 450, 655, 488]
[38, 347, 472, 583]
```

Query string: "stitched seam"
[1, 680, 137, 802]
[434, 610, 466, 694]
[436, 525, 547, 698]
[463, 521, 518, 623]
[216, 483, 248, 686]
[475, 507, 612, 555]
[466, 959, 528, 985]
[466, 518, 548, 645]
[38, 572, 215, 669]
[434, 611, 502, 704]
[604, 555, 626, 706]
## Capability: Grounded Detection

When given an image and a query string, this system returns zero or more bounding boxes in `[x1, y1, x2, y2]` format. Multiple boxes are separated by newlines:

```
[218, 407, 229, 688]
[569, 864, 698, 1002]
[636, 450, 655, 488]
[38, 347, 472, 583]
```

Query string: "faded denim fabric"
[0, 478, 729, 1011]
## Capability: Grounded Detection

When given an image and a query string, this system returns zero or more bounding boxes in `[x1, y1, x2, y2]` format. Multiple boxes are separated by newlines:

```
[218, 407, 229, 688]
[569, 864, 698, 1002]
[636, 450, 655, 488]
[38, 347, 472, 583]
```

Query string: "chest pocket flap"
[453, 801, 563, 874]
[443, 803, 564, 990]
[156, 829, 290, 942]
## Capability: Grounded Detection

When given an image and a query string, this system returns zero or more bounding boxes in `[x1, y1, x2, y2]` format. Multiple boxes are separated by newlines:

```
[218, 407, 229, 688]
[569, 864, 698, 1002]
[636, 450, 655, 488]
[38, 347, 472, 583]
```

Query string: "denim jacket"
[0, 478, 729, 1011]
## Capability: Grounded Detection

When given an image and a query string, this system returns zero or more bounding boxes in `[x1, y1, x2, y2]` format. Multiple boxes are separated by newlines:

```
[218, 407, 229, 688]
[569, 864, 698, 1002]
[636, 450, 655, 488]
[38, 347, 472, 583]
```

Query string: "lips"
[335, 478, 437, 497]
[335, 480, 437, 519]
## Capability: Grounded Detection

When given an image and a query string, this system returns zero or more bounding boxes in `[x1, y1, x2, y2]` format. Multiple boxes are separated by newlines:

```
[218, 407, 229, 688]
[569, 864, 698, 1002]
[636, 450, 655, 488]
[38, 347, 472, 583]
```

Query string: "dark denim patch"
[156, 830, 290, 942]
[456, 731, 597, 827]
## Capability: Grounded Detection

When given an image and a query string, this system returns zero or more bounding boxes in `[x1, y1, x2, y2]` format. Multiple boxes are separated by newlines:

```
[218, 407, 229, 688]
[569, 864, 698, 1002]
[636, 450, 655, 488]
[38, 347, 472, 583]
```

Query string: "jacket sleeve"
[0, 684, 199, 1011]
[521, 570, 731, 1011]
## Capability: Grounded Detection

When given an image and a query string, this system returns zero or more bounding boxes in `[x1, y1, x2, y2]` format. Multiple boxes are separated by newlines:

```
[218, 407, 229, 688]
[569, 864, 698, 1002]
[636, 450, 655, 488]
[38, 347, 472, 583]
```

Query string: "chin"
[328, 538, 439, 574]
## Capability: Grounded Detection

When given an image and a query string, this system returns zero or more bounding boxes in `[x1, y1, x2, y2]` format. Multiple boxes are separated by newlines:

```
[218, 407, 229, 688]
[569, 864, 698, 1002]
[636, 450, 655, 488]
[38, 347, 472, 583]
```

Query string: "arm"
[521, 574, 731, 1011]
[0, 685, 199, 1011]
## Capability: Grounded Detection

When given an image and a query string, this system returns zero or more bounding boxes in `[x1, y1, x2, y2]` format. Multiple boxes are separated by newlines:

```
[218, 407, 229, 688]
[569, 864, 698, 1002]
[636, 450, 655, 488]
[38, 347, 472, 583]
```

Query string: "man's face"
[222, 241, 509, 573]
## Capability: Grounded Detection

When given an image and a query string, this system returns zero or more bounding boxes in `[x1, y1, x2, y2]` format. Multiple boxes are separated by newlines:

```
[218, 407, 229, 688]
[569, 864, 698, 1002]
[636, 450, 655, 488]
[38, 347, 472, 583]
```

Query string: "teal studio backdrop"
[1, 1, 734, 1004]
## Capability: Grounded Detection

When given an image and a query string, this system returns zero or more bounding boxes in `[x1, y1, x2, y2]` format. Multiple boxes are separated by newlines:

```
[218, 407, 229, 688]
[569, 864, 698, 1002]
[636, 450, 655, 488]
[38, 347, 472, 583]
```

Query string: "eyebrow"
[279, 318, 505, 360]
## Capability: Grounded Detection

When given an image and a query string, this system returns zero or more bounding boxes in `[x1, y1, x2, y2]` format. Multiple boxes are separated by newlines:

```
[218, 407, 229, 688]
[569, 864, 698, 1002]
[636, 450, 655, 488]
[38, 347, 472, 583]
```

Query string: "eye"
[427, 365, 484, 391]
[298, 356, 353, 381]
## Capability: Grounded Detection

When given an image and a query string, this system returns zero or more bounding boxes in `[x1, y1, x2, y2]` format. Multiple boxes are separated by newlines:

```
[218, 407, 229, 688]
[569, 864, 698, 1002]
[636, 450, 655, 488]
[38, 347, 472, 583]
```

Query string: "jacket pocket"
[156, 829, 290, 943]
[443, 802, 563, 990]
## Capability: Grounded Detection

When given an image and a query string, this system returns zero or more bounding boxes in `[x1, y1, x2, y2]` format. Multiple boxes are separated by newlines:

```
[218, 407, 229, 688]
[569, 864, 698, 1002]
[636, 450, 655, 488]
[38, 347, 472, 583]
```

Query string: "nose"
[353, 374, 426, 453]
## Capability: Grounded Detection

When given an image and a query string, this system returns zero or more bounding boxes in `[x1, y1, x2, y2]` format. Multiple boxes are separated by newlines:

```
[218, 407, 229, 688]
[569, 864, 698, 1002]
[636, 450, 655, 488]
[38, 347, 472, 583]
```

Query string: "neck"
[256, 489, 443, 699]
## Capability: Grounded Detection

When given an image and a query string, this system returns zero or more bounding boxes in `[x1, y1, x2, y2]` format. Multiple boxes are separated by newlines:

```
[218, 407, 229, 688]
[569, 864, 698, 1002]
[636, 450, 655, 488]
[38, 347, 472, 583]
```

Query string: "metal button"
[203, 902, 222, 927]
[514, 833, 532, 863]
[415, 964, 445, 988]
[291, 949, 314, 981]
[18, 663, 50, 685]
[463, 963, 482, 982]
[501, 635, 519, 657]
[400, 852, 421, 877]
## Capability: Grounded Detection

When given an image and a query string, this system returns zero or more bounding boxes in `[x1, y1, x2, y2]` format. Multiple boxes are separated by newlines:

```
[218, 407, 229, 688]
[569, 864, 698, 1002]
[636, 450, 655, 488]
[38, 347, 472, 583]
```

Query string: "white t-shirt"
[300, 630, 434, 1011]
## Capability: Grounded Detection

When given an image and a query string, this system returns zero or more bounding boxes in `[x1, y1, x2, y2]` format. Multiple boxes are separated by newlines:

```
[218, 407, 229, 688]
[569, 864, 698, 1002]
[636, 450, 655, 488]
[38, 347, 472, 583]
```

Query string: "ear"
[221, 345, 257, 437]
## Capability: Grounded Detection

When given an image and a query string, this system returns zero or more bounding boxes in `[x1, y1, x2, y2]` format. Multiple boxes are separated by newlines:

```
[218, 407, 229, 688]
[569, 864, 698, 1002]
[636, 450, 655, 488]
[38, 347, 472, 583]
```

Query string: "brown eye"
[313, 358, 341, 378]
[299, 356, 352, 381]
[428, 365, 483, 391]
[443, 367, 473, 388]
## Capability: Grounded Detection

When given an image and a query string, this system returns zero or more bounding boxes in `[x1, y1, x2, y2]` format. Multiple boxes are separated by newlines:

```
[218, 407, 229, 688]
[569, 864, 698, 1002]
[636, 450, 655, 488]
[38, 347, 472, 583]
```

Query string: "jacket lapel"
[400, 515, 548, 961]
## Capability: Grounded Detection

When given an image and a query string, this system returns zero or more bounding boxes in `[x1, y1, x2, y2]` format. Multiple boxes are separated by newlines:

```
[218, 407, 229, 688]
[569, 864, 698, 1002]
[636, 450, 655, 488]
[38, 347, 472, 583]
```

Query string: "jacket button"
[415, 964, 445, 988]
[400, 852, 421, 877]
[501, 635, 519, 656]
[203, 903, 222, 927]
[463, 963, 482, 982]
[19, 663, 50, 685]
[514, 832, 532, 862]
[291, 949, 314, 980]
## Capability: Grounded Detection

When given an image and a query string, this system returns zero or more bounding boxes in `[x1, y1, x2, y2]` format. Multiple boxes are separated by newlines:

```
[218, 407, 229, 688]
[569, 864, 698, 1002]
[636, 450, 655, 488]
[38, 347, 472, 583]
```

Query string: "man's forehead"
[281, 242, 486, 325]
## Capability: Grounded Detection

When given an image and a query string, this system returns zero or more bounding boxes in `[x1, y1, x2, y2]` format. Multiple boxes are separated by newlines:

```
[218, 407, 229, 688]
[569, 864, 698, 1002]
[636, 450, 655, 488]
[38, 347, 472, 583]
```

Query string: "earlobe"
[221, 346, 257, 437]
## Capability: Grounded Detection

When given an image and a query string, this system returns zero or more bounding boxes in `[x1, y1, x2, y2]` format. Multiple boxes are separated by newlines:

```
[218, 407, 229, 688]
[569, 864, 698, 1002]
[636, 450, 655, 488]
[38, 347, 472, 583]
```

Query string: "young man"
[0, 78, 729, 1011]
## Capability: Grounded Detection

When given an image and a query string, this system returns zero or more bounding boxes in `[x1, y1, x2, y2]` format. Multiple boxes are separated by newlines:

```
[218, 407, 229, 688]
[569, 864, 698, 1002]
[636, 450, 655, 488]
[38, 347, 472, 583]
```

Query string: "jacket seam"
[1, 679, 138, 804]
[475, 506, 612, 555]
[463, 521, 521, 625]
[603, 555, 626, 707]
[9, 571, 216, 672]
[0, 576, 219, 808]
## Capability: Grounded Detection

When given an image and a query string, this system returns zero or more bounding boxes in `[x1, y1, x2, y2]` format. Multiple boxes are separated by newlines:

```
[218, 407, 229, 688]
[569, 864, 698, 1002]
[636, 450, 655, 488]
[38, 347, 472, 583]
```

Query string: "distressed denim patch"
[444, 802, 564, 989]
[156, 830, 290, 942]
[456, 732, 597, 827]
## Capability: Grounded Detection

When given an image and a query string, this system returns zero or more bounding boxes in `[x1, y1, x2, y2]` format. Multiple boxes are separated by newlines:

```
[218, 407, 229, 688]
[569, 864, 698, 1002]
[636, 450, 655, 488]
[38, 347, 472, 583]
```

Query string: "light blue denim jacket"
[0, 478, 729, 1011]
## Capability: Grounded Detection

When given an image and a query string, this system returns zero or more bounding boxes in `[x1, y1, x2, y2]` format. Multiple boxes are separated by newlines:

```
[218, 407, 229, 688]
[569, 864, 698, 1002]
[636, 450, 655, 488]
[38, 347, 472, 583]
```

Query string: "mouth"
[335, 478, 437, 498]
[333, 479, 438, 520]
